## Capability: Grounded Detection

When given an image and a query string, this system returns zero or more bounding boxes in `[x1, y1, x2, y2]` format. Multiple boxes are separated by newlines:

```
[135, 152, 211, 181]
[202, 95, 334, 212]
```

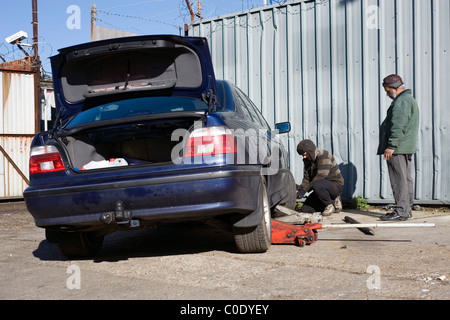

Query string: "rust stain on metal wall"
[0, 136, 32, 198]
[2, 72, 11, 112]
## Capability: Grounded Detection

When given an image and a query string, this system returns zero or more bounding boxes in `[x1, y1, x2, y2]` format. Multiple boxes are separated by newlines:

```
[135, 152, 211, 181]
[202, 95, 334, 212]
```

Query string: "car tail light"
[185, 126, 236, 158]
[30, 146, 65, 174]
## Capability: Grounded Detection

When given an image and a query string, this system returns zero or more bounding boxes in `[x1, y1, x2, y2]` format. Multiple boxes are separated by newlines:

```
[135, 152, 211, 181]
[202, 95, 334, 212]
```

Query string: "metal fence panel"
[188, 0, 450, 204]
[0, 71, 35, 198]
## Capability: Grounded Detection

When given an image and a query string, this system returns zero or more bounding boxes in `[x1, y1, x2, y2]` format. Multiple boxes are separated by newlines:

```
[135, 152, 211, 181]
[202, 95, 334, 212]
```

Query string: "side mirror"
[275, 122, 291, 134]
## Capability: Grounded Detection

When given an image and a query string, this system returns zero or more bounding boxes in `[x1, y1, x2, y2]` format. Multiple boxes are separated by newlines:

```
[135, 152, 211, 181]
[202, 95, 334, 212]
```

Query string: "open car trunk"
[51, 35, 218, 124]
[59, 116, 201, 171]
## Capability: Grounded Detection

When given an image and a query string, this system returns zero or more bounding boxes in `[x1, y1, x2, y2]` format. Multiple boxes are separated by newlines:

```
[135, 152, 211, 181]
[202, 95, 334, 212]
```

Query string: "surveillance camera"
[5, 31, 28, 45]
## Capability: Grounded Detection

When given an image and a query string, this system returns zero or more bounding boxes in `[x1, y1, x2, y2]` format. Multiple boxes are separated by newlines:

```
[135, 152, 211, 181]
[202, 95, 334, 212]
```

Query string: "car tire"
[281, 171, 297, 209]
[53, 231, 104, 259]
[233, 178, 272, 253]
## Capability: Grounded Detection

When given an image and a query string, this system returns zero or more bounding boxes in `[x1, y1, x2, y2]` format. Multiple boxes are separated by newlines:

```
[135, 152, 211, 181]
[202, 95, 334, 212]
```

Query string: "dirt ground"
[0, 200, 448, 305]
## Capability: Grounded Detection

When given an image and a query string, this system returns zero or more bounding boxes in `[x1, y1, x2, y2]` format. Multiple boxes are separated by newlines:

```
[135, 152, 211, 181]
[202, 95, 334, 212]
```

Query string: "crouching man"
[296, 139, 344, 216]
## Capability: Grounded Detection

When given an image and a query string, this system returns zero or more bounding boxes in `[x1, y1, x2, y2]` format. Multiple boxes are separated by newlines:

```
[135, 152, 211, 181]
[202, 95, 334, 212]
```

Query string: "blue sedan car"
[24, 35, 296, 258]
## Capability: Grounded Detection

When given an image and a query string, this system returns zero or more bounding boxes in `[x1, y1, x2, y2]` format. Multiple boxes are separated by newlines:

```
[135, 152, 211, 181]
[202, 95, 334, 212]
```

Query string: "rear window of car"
[66, 97, 208, 128]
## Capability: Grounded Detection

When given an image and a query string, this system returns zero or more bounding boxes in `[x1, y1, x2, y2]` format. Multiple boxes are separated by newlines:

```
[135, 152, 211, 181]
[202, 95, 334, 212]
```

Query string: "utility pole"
[91, 4, 96, 41]
[32, 0, 40, 133]
[184, 0, 202, 35]
[185, 0, 195, 22]
[185, 0, 202, 21]
[32, 0, 38, 61]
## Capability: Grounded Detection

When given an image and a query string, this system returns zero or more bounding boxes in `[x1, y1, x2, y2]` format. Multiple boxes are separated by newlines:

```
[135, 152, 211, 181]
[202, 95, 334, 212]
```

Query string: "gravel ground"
[0, 200, 448, 304]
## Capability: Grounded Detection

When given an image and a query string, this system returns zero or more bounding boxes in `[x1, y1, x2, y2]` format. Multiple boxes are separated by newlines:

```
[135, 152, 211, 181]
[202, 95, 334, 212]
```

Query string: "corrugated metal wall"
[0, 71, 35, 198]
[188, 0, 450, 204]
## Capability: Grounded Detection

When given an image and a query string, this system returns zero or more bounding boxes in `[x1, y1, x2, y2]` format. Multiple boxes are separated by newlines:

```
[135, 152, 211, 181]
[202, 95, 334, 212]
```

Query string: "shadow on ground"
[33, 222, 238, 262]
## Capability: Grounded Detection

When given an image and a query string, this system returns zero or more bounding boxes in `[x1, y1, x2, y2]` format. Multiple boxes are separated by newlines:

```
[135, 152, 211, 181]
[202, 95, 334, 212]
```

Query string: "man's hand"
[384, 148, 395, 161]
[297, 189, 306, 199]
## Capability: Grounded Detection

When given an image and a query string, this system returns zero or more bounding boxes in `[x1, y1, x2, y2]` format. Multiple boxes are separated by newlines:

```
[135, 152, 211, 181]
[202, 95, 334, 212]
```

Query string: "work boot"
[380, 212, 408, 221]
[322, 204, 335, 216]
[334, 196, 343, 213]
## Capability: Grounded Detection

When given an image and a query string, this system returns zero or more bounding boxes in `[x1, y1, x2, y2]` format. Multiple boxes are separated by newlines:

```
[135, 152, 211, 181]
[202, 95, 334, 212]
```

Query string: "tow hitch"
[99, 201, 139, 228]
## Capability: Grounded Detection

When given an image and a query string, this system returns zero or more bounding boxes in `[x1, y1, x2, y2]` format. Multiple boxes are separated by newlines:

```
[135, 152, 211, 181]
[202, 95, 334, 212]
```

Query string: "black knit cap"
[297, 139, 316, 161]
[383, 74, 404, 89]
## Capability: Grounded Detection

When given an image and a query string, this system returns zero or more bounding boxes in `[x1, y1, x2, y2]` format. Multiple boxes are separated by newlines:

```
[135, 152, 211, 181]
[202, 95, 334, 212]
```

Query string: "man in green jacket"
[378, 74, 419, 221]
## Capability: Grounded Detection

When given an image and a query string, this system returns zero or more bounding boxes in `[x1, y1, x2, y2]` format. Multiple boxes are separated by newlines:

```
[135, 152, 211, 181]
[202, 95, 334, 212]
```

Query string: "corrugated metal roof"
[188, 0, 450, 204]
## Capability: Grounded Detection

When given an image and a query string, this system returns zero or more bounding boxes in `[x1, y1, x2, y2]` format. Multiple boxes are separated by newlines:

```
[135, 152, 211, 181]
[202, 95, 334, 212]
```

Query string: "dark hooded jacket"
[297, 140, 344, 193]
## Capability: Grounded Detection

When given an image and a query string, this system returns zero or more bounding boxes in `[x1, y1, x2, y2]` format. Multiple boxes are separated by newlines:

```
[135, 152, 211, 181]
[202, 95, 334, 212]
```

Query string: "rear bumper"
[24, 166, 263, 230]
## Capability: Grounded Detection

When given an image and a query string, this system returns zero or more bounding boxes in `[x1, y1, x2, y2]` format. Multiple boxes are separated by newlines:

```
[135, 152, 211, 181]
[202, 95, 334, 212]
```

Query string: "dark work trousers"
[387, 154, 414, 218]
[300, 180, 343, 213]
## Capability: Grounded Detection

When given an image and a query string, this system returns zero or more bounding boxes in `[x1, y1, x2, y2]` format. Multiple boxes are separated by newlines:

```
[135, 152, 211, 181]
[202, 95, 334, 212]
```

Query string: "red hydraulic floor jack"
[271, 219, 322, 247]
[270, 205, 322, 247]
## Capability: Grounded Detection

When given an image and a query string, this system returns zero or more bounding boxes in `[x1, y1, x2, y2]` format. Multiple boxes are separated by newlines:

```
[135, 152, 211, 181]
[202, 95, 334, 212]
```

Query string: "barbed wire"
[94, 17, 145, 34]
[186, 0, 330, 34]
[0, 36, 54, 70]
[92, 1, 312, 36]
[95, 9, 181, 31]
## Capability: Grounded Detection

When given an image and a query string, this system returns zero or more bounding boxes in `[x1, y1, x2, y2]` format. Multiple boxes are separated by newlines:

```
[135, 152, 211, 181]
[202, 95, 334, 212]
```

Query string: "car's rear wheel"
[233, 178, 272, 253]
[47, 230, 104, 259]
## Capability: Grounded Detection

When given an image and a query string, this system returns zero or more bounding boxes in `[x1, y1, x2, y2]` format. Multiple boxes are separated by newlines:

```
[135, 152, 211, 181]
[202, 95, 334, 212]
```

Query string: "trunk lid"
[51, 35, 218, 124]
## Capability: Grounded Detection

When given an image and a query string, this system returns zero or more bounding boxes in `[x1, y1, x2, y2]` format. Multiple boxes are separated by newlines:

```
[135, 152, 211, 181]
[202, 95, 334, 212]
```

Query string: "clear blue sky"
[0, 0, 274, 73]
